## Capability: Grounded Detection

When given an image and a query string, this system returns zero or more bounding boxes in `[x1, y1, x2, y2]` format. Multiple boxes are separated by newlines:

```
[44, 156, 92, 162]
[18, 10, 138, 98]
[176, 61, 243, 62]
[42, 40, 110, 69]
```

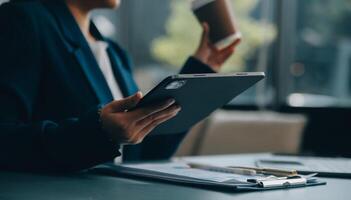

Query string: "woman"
[0, 0, 239, 172]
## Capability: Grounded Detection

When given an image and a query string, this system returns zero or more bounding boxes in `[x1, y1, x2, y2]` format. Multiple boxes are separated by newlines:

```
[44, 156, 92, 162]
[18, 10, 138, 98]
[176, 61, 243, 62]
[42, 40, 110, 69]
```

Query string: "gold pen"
[187, 163, 257, 176]
[228, 166, 298, 177]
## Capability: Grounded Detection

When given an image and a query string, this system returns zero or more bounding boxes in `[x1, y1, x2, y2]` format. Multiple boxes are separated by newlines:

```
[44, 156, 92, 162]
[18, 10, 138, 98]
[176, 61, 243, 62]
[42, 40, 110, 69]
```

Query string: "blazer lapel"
[89, 23, 139, 97]
[73, 48, 113, 104]
[44, 1, 113, 104]
[106, 48, 139, 96]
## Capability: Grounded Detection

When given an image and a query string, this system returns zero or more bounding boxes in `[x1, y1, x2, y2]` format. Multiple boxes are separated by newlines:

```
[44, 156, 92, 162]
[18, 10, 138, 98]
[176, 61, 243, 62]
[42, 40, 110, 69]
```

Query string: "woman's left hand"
[193, 23, 241, 72]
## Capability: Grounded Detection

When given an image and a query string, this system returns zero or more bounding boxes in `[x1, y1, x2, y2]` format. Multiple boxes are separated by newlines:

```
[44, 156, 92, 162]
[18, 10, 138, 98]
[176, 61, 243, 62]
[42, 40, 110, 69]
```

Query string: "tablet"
[134, 72, 265, 135]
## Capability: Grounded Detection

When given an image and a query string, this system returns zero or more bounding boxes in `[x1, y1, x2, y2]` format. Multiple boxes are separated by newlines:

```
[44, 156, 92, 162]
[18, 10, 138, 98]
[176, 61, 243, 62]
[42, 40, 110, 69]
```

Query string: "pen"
[187, 162, 257, 176]
[228, 166, 298, 177]
[256, 159, 303, 166]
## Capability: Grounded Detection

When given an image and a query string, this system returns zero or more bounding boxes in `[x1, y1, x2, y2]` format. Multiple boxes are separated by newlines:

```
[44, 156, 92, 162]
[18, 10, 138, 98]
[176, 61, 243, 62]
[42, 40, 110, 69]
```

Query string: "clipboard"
[90, 161, 326, 192]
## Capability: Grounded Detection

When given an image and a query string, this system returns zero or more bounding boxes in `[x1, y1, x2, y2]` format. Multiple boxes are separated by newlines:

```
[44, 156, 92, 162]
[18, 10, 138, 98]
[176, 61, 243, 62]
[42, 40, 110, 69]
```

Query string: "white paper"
[122, 162, 262, 183]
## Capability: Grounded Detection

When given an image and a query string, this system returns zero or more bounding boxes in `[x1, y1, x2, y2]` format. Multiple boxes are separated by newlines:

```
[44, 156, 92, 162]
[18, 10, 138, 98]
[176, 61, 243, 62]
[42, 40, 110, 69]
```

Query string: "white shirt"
[89, 40, 125, 163]
[89, 40, 124, 101]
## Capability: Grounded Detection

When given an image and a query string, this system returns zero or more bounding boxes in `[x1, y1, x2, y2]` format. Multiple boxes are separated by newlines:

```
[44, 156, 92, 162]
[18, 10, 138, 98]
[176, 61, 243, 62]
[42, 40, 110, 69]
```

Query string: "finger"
[135, 110, 180, 144]
[207, 46, 235, 68]
[209, 42, 219, 52]
[211, 49, 235, 67]
[108, 92, 143, 112]
[135, 104, 181, 131]
[127, 98, 176, 121]
[220, 46, 236, 59]
[200, 22, 210, 45]
[216, 40, 237, 59]
[222, 38, 241, 52]
[203, 22, 210, 36]
[212, 38, 241, 52]
[201, 23, 224, 51]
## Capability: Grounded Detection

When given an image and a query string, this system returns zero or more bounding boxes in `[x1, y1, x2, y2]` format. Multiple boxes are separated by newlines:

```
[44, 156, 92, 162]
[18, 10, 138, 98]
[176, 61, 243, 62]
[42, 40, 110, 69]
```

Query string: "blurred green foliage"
[151, 0, 276, 72]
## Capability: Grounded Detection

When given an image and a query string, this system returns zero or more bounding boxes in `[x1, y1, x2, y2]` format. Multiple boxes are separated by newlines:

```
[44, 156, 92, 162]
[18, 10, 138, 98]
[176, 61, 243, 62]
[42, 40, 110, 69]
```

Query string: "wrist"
[97, 104, 115, 143]
[191, 56, 220, 73]
[193, 50, 208, 64]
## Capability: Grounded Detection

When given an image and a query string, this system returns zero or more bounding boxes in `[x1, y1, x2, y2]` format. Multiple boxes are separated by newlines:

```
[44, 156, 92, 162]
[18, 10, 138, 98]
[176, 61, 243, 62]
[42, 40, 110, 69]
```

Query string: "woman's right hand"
[100, 92, 181, 145]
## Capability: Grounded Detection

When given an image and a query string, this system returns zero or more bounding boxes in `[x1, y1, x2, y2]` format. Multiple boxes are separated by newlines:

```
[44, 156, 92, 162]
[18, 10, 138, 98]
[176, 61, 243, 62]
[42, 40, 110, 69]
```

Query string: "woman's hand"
[100, 92, 181, 145]
[193, 23, 241, 72]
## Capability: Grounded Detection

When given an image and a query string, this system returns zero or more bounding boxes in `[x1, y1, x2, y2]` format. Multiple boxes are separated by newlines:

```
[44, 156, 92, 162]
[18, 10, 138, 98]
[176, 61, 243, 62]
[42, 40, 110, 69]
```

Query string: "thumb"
[108, 91, 143, 112]
[203, 22, 210, 35]
[200, 22, 210, 45]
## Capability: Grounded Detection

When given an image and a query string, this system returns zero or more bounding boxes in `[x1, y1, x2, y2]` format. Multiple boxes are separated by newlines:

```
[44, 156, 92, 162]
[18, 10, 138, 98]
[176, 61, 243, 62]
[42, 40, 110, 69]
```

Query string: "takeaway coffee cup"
[192, 0, 241, 49]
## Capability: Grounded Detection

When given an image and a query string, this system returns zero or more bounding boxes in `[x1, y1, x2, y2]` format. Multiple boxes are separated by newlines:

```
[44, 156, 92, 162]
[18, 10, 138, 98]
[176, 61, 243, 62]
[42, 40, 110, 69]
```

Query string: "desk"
[0, 157, 350, 200]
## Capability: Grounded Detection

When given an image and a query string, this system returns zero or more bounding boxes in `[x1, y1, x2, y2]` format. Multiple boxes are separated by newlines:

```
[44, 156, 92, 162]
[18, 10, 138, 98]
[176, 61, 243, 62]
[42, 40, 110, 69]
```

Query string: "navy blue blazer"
[0, 0, 215, 172]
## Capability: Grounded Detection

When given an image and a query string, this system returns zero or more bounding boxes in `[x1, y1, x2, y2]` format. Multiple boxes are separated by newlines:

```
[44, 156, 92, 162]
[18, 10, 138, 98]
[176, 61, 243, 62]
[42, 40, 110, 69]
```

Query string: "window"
[277, 0, 351, 107]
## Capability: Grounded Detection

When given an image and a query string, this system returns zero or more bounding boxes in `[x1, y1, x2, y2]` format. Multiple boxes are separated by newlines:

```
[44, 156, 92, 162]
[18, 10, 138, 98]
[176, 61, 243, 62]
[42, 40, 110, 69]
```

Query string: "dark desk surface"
[1, 153, 351, 200]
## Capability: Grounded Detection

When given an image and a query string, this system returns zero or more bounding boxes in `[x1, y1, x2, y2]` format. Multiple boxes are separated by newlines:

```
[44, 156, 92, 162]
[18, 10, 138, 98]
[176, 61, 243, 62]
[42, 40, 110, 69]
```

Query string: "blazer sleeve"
[0, 4, 120, 172]
[123, 57, 216, 161]
[180, 56, 216, 74]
